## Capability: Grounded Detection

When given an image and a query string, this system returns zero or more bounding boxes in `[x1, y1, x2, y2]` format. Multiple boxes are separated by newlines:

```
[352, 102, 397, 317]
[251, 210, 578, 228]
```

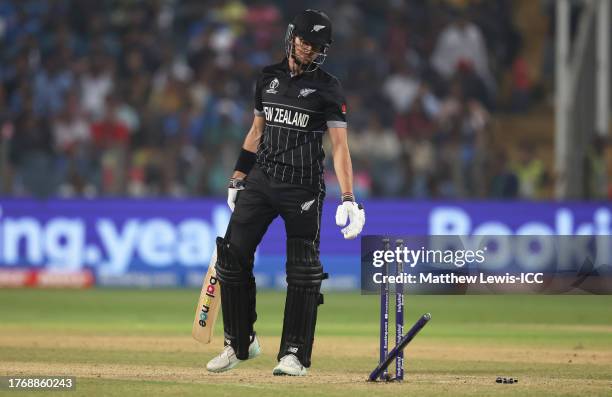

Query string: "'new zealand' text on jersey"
[253, 58, 347, 186]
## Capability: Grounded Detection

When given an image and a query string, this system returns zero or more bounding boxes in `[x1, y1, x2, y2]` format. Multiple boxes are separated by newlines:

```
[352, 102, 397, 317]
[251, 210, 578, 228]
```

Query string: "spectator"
[513, 143, 546, 199]
[33, 54, 74, 116]
[382, 64, 420, 114]
[90, 95, 129, 194]
[53, 92, 89, 152]
[53, 91, 95, 196]
[351, 114, 403, 196]
[431, 10, 495, 97]
[394, 85, 438, 141]
[91, 96, 129, 148]
[489, 150, 519, 198]
[10, 109, 56, 197]
[80, 55, 114, 119]
[408, 131, 436, 198]
[510, 52, 531, 112]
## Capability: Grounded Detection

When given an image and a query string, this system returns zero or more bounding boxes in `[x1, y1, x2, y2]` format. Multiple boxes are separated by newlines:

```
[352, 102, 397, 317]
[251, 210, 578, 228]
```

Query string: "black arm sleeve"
[324, 78, 347, 129]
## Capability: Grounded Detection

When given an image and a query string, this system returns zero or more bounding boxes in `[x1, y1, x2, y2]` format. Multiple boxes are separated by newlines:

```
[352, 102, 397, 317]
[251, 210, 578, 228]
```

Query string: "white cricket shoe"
[206, 336, 261, 373]
[272, 354, 307, 376]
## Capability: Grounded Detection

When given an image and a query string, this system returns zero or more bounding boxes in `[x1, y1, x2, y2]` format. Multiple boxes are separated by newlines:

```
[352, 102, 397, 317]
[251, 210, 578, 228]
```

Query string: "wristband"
[234, 149, 257, 174]
[341, 192, 355, 202]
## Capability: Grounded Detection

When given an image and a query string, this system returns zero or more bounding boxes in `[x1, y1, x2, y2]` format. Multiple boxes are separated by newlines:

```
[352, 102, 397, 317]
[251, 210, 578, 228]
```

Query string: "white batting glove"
[335, 200, 365, 240]
[227, 178, 246, 212]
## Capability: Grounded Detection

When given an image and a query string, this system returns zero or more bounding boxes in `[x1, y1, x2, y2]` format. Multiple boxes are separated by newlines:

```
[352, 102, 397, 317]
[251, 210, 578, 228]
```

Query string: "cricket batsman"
[206, 9, 365, 376]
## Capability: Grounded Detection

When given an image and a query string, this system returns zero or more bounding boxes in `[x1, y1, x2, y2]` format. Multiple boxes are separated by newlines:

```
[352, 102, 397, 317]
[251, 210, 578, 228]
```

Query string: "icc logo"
[266, 78, 279, 94]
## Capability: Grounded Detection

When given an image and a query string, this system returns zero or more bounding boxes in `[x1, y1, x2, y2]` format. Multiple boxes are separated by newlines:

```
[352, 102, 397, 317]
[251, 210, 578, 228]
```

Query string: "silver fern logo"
[300, 199, 316, 213]
[298, 88, 316, 98]
[311, 25, 326, 32]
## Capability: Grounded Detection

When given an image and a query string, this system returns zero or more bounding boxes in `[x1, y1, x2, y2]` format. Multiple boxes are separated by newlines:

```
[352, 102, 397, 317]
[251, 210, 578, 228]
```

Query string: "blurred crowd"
[0, 0, 550, 199]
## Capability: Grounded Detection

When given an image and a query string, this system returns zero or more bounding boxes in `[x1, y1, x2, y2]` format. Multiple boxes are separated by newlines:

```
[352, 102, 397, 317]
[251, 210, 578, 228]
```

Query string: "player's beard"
[290, 42, 317, 71]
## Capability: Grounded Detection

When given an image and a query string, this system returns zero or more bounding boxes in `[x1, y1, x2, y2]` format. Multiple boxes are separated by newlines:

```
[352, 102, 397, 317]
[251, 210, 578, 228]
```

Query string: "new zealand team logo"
[300, 199, 315, 213]
[266, 78, 279, 94]
[298, 88, 316, 98]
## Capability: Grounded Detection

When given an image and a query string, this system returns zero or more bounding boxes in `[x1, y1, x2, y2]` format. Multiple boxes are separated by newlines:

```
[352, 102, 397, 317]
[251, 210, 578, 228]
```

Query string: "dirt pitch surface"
[0, 290, 611, 396]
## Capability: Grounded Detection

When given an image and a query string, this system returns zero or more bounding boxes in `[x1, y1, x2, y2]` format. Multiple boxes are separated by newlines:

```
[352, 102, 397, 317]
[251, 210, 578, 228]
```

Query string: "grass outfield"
[0, 290, 611, 396]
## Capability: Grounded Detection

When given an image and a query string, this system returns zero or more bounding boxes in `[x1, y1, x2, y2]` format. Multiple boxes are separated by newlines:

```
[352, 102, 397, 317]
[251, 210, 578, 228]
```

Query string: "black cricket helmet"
[284, 9, 332, 72]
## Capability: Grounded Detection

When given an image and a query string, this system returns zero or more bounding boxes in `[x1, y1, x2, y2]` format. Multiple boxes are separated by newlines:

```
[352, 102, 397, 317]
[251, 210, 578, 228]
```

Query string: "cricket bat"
[192, 248, 222, 344]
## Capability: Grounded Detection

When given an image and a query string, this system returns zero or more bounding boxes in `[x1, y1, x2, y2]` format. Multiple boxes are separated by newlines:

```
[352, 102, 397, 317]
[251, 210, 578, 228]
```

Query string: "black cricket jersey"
[253, 58, 347, 187]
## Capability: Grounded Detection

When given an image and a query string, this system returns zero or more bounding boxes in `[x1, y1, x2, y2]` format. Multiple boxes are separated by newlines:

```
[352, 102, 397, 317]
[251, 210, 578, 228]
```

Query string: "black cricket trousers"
[225, 164, 325, 263]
